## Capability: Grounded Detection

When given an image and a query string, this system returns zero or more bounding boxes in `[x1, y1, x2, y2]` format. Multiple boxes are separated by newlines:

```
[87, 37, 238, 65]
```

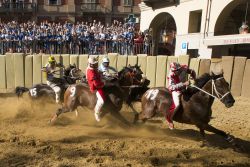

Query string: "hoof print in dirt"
[150, 157, 160, 166]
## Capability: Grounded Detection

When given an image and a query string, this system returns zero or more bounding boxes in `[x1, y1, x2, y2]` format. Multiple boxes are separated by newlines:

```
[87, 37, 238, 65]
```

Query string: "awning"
[203, 34, 250, 46]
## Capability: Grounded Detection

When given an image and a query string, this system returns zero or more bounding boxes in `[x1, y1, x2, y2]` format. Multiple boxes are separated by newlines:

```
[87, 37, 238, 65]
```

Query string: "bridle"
[128, 69, 142, 85]
[70, 68, 82, 80]
[190, 77, 230, 100]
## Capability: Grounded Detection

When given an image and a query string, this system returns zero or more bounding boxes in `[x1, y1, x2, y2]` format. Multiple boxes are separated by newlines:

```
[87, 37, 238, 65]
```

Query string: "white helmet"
[88, 56, 98, 65]
[102, 57, 110, 63]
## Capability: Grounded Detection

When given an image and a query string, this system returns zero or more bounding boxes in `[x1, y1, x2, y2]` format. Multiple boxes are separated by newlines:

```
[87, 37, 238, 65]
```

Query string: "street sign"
[181, 42, 188, 54]
[125, 14, 136, 23]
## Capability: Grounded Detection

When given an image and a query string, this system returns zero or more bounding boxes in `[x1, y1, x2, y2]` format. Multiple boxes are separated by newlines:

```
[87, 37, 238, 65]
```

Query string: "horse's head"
[118, 64, 145, 86]
[210, 72, 235, 108]
[65, 64, 83, 80]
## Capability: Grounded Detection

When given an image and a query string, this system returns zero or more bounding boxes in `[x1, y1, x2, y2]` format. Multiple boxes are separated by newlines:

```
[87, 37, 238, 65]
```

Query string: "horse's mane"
[118, 65, 137, 79]
[193, 73, 211, 88]
[183, 72, 223, 100]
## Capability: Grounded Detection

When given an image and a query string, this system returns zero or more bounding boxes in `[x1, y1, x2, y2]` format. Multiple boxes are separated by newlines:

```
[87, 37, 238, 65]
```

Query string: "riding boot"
[166, 105, 180, 130]
[94, 107, 101, 122]
[171, 105, 180, 121]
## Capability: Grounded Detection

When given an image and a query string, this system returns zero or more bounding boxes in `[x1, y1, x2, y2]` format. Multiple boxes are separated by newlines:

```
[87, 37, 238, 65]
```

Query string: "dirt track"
[0, 95, 249, 167]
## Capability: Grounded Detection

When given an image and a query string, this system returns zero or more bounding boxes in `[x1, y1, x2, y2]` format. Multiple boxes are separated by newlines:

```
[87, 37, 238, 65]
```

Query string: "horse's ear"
[211, 71, 215, 78]
[220, 69, 224, 75]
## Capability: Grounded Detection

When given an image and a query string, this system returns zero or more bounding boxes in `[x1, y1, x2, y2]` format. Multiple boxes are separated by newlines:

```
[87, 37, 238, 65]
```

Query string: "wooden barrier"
[189, 58, 200, 76]
[5, 53, 15, 91]
[61, 54, 70, 66]
[116, 55, 127, 71]
[14, 53, 25, 87]
[0, 55, 6, 92]
[1, 53, 250, 97]
[137, 54, 147, 74]
[155, 56, 167, 87]
[241, 59, 250, 98]
[198, 59, 211, 76]
[222, 56, 234, 85]
[210, 58, 222, 74]
[108, 53, 118, 69]
[33, 54, 42, 85]
[127, 55, 138, 66]
[146, 56, 157, 87]
[70, 54, 79, 67]
[79, 54, 88, 72]
[231, 57, 247, 96]
[25, 55, 33, 88]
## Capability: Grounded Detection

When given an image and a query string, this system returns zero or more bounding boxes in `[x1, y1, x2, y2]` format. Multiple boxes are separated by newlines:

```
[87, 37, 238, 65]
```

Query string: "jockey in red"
[86, 56, 105, 122]
[166, 62, 196, 130]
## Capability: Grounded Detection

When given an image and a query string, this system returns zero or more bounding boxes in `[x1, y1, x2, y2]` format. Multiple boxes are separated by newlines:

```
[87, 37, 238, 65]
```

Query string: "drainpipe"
[206, 0, 212, 37]
[204, 0, 209, 38]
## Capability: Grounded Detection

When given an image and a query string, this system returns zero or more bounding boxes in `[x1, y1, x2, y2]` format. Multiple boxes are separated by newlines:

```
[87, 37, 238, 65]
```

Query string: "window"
[48, 0, 61, 5]
[124, 0, 132, 6]
[188, 10, 202, 33]
[83, 0, 96, 3]
[82, 0, 97, 10]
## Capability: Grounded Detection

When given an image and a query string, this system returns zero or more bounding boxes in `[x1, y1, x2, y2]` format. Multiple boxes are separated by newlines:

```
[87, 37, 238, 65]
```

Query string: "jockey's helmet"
[102, 57, 110, 63]
[48, 56, 56, 64]
[88, 56, 98, 65]
[170, 62, 181, 72]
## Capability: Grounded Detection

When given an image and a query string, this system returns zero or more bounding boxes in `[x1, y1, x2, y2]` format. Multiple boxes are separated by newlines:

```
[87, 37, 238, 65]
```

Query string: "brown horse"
[50, 65, 149, 124]
[137, 72, 239, 147]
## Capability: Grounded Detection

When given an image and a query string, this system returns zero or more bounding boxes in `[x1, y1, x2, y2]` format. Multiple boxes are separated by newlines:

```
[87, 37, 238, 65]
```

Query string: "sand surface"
[0, 95, 249, 167]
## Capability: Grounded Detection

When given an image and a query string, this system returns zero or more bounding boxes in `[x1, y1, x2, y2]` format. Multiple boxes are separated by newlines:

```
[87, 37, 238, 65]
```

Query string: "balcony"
[0, 3, 37, 13]
[79, 3, 110, 13]
[143, 0, 179, 7]
[113, 6, 140, 14]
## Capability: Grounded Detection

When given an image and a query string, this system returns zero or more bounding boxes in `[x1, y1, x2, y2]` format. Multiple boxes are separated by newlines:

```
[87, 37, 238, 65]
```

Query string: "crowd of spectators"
[0, 20, 153, 55]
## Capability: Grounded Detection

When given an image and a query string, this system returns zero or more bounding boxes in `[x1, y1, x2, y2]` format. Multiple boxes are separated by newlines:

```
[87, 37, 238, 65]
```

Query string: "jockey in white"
[42, 56, 64, 104]
[98, 57, 118, 79]
[167, 62, 196, 129]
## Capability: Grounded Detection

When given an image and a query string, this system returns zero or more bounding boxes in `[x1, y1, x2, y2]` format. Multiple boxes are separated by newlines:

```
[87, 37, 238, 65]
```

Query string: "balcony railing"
[80, 3, 110, 13]
[0, 3, 37, 12]
[143, 0, 179, 7]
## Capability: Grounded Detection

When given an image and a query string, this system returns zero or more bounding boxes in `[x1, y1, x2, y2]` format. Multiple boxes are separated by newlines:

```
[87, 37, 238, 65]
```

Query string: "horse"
[50, 64, 150, 124]
[15, 64, 83, 103]
[137, 72, 240, 148]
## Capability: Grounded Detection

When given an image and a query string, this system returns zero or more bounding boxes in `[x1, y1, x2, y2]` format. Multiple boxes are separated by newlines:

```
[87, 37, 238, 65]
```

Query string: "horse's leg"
[50, 107, 66, 123]
[129, 104, 139, 124]
[199, 123, 240, 149]
[74, 109, 78, 117]
[138, 105, 156, 123]
[198, 128, 208, 147]
[109, 109, 131, 127]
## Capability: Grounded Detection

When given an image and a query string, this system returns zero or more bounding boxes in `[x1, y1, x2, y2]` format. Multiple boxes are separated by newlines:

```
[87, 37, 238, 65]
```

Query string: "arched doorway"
[213, 0, 250, 58]
[149, 12, 177, 56]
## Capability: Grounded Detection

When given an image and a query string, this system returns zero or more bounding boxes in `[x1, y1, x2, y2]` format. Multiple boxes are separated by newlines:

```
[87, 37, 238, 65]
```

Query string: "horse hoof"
[199, 141, 209, 148]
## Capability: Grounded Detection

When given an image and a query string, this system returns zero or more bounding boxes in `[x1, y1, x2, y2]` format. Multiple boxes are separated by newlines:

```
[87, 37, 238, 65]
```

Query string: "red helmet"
[170, 62, 181, 71]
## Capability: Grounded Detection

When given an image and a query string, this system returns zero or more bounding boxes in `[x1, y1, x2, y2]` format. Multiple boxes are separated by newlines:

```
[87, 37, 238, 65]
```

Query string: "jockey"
[86, 56, 105, 122]
[42, 56, 64, 104]
[166, 62, 196, 129]
[98, 56, 118, 79]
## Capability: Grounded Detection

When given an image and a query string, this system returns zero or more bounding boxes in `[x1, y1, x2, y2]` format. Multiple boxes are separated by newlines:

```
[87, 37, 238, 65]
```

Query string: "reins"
[189, 77, 230, 100]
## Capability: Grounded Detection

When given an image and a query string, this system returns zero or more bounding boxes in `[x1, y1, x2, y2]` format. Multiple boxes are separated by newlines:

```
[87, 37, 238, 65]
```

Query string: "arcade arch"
[149, 12, 177, 55]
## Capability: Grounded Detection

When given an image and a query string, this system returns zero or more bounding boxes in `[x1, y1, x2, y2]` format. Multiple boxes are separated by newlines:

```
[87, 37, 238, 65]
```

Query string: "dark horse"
[137, 72, 239, 147]
[15, 64, 83, 103]
[50, 64, 150, 124]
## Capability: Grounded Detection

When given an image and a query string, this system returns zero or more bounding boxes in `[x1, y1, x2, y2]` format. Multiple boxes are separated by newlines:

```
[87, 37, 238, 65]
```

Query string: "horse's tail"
[15, 86, 29, 98]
